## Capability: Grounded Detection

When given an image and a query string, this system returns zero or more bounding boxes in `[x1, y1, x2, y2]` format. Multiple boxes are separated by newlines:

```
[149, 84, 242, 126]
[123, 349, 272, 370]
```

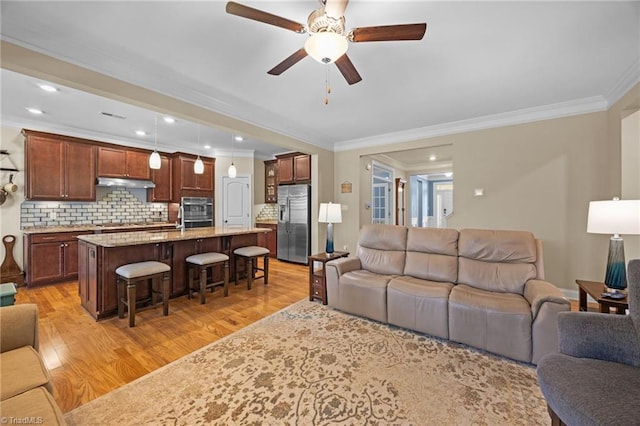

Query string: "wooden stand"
[1, 235, 24, 286]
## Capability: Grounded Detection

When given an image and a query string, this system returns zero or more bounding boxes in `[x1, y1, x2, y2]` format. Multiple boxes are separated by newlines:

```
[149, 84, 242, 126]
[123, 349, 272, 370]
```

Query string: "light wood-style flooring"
[15, 259, 309, 413]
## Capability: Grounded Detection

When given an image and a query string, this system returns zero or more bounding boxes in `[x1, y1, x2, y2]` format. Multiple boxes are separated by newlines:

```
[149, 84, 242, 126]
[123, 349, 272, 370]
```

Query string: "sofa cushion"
[449, 284, 532, 362]
[1, 346, 52, 400]
[339, 270, 392, 323]
[404, 228, 458, 282]
[458, 229, 538, 294]
[356, 225, 407, 275]
[1, 387, 66, 425]
[388, 276, 454, 339]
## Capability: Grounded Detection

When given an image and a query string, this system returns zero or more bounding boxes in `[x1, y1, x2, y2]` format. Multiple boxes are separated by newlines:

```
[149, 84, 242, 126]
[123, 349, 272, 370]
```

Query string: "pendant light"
[228, 135, 237, 178]
[148, 116, 161, 169]
[194, 125, 204, 174]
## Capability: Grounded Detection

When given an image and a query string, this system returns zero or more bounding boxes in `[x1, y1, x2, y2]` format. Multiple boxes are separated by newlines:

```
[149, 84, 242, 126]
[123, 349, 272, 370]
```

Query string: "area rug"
[65, 300, 547, 425]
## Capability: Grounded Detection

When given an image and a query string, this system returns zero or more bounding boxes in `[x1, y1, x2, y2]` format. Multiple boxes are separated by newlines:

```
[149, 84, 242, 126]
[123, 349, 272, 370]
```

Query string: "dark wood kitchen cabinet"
[23, 231, 92, 287]
[264, 160, 278, 203]
[24, 130, 96, 201]
[148, 154, 172, 202]
[276, 153, 311, 184]
[256, 223, 277, 258]
[97, 146, 151, 179]
[172, 153, 215, 201]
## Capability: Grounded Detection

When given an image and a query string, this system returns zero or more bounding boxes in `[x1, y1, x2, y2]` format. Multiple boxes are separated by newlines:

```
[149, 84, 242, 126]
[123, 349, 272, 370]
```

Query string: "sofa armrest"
[0, 304, 39, 353]
[524, 279, 569, 320]
[326, 257, 361, 277]
[557, 311, 640, 367]
[325, 257, 362, 309]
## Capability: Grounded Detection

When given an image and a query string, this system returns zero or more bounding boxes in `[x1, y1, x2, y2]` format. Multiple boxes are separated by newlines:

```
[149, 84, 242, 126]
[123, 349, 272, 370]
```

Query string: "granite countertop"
[255, 220, 278, 225]
[77, 226, 269, 247]
[22, 222, 175, 235]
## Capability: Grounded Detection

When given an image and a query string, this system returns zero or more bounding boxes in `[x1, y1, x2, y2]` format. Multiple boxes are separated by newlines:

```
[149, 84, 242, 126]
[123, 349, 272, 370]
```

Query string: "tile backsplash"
[256, 204, 278, 221]
[21, 188, 167, 228]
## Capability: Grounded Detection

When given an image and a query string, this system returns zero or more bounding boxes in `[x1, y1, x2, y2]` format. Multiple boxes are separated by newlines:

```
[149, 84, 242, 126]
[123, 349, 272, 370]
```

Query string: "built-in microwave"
[180, 197, 213, 228]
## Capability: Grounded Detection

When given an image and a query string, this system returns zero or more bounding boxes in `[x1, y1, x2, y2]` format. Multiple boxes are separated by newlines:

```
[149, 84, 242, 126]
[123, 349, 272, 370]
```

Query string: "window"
[371, 162, 394, 224]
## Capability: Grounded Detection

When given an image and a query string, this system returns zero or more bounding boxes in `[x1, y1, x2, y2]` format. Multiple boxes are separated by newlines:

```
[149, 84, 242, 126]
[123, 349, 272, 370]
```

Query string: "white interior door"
[222, 176, 251, 228]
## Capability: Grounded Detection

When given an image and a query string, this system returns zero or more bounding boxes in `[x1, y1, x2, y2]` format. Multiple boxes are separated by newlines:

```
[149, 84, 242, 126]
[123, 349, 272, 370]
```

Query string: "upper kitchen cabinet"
[172, 153, 215, 201]
[147, 154, 172, 202]
[97, 146, 151, 179]
[276, 153, 311, 184]
[24, 130, 96, 201]
[264, 160, 278, 203]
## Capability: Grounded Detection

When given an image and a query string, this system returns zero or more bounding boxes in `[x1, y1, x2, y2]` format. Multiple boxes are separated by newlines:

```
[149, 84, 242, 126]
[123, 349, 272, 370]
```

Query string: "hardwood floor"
[15, 259, 309, 413]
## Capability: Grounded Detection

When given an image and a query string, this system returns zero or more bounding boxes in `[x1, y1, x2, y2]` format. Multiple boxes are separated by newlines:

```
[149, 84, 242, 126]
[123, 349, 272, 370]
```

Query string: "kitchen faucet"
[176, 205, 185, 230]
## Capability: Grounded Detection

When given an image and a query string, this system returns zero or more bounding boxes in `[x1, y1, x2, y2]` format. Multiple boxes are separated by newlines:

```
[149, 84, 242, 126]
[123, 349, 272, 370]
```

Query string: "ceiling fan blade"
[226, 2, 305, 33]
[324, 0, 349, 19]
[267, 49, 308, 75]
[335, 54, 362, 85]
[350, 23, 427, 42]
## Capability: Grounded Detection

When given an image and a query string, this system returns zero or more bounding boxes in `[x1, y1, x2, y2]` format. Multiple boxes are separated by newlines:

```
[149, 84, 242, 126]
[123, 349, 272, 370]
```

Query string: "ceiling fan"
[225, 0, 427, 85]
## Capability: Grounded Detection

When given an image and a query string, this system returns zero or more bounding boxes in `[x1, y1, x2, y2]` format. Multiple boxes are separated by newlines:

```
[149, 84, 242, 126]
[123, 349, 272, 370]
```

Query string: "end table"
[308, 251, 349, 305]
[576, 279, 628, 314]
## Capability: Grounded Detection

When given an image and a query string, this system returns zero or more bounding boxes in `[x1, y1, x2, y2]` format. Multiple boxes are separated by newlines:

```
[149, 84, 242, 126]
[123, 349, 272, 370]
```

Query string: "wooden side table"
[575, 279, 628, 314]
[308, 251, 349, 305]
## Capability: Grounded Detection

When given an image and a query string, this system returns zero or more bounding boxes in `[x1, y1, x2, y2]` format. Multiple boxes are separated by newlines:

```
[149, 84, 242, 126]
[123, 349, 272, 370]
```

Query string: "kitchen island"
[77, 227, 269, 320]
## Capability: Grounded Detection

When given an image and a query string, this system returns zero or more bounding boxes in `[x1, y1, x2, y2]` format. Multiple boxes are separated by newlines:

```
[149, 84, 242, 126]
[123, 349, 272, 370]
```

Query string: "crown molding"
[334, 96, 608, 152]
[605, 58, 640, 106]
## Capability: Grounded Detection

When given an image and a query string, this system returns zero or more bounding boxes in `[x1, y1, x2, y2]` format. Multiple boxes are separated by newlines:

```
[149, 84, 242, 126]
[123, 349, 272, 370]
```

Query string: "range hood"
[96, 177, 156, 189]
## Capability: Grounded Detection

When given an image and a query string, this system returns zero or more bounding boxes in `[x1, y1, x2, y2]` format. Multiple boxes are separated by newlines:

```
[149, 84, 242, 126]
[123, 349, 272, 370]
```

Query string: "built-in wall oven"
[180, 197, 213, 228]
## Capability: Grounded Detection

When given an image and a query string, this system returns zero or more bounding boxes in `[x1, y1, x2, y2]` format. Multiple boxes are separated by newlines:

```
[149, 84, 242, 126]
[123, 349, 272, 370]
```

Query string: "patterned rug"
[65, 300, 547, 425]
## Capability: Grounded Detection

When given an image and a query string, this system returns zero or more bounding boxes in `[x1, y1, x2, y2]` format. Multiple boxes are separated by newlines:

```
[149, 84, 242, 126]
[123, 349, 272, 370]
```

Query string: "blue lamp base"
[325, 222, 334, 254]
[605, 236, 627, 291]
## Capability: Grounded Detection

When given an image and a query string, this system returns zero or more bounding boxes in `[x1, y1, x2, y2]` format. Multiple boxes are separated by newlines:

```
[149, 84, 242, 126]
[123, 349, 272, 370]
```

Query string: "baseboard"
[561, 288, 596, 304]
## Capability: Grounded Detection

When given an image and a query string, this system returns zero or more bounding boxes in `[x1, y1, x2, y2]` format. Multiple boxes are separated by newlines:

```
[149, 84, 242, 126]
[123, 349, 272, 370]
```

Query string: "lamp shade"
[148, 151, 161, 169]
[304, 32, 348, 64]
[228, 163, 237, 178]
[319, 202, 342, 224]
[587, 199, 640, 235]
[194, 156, 205, 174]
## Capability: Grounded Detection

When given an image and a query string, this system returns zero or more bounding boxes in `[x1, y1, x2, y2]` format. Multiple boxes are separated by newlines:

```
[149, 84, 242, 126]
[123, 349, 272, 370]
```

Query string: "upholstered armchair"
[536, 259, 640, 426]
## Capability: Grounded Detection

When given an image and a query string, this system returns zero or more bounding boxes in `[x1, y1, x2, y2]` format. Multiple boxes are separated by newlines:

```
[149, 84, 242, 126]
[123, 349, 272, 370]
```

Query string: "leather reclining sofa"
[326, 225, 570, 364]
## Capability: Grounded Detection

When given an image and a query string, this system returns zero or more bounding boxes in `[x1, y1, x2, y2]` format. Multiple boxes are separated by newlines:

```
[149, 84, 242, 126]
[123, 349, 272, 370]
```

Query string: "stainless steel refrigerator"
[277, 184, 310, 265]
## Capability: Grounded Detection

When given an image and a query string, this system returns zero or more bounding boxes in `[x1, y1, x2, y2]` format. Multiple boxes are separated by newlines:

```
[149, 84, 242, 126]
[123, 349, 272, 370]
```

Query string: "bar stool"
[233, 246, 270, 290]
[116, 261, 171, 327]
[186, 252, 229, 304]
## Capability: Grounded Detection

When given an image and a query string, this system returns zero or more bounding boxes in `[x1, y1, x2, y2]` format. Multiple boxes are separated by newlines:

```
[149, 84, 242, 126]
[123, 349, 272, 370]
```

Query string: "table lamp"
[587, 198, 640, 290]
[319, 202, 342, 254]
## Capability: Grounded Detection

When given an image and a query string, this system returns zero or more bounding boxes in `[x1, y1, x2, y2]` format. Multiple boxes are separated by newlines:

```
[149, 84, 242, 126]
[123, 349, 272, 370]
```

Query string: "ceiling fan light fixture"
[304, 32, 348, 64]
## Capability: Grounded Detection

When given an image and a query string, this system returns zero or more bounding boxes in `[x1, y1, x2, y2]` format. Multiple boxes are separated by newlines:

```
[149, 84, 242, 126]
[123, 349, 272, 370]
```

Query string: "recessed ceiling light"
[38, 83, 58, 92]
[234, 135, 244, 142]
[26, 107, 44, 115]
[204, 145, 211, 149]
[135, 130, 147, 136]
[445, 172, 453, 177]
[429, 155, 437, 161]
[163, 116, 175, 124]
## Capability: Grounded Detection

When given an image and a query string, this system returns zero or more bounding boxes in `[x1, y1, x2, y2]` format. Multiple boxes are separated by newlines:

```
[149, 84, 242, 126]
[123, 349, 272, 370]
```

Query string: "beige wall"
[333, 83, 640, 290]
[0, 126, 26, 270]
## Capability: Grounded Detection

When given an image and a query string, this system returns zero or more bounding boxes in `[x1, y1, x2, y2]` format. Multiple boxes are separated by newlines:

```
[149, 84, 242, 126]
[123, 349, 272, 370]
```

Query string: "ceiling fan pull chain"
[325, 67, 331, 105]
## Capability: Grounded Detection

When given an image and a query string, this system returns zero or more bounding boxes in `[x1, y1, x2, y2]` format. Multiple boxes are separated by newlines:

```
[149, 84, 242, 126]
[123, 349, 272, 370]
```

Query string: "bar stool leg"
[127, 282, 136, 327]
[235, 256, 240, 285]
[247, 258, 254, 290]
[223, 261, 229, 297]
[162, 272, 170, 316]
[117, 277, 125, 319]
[264, 255, 269, 285]
[187, 265, 194, 299]
[199, 265, 207, 305]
